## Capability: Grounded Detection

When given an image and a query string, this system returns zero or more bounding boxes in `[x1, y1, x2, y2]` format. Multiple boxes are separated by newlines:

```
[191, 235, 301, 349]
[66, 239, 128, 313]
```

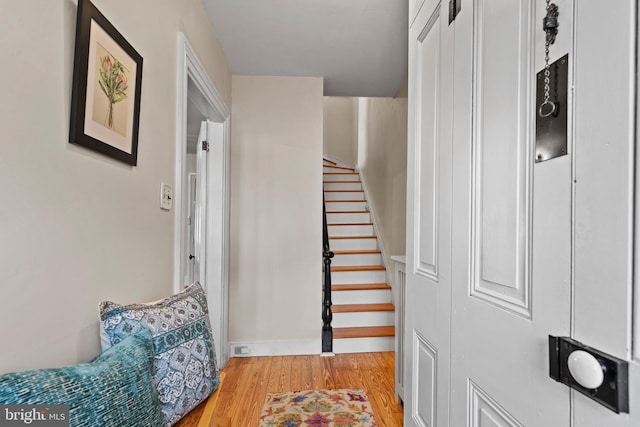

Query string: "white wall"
[357, 97, 408, 271]
[0, 0, 231, 372]
[229, 76, 323, 355]
[323, 97, 357, 165]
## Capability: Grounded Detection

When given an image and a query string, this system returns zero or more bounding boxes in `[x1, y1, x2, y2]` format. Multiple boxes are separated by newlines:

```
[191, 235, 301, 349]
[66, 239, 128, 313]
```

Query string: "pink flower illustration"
[98, 54, 128, 129]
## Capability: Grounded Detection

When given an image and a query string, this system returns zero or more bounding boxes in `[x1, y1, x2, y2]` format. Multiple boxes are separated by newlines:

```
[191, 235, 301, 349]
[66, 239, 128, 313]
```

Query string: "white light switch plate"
[160, 183, 173, 210]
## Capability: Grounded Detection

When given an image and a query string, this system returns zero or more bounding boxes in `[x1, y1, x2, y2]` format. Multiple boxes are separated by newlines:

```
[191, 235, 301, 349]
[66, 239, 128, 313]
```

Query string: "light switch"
[160, 183, 173, 210]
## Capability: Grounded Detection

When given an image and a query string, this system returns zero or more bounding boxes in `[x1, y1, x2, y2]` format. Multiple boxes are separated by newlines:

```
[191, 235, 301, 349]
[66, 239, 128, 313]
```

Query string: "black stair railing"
[322, 195, 334, 353]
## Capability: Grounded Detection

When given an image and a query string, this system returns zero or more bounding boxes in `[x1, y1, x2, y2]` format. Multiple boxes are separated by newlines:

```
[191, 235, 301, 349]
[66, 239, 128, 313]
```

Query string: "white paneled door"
[407, 0, 638, 426]
[449, 1, 572, 425]
[405, 0, 454, 426]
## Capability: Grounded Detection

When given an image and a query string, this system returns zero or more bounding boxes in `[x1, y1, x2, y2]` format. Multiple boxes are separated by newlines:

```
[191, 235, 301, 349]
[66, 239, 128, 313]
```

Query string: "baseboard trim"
[229, 338, 322, 357]
[357, 168, 393, 290]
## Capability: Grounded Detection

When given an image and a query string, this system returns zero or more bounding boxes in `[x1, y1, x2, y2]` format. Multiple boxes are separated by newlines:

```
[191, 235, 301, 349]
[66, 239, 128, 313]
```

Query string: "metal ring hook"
[538, 100, 557, 118]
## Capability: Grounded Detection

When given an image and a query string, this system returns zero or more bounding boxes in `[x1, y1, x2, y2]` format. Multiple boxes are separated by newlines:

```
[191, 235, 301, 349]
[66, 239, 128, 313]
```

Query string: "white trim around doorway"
[175, 33, 231, 366]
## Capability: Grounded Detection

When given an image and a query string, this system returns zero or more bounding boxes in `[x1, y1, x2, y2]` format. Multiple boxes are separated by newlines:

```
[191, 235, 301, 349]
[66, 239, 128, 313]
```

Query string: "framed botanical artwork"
[69, 0, 143, 166]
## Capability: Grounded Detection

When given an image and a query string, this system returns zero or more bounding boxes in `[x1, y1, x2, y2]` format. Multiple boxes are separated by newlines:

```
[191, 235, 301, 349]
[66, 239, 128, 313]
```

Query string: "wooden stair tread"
[333, 326, 395, 339]
[324, 165, 355, 171]
[323, 180, 362, 184]
[323, 172, 360, 175]
[333, 249, 382, 255]
[332, 303, 395, 313]
[329, 235, 377, 240]
[331, 265, 385, 272]
[324, 189, 364, 193]
[332, 249, 381, 255]
[327, 222, 373, 226]
[324, 199, 368, 203]
[332, 283, 391, 291]
[326, 210, 369, 214]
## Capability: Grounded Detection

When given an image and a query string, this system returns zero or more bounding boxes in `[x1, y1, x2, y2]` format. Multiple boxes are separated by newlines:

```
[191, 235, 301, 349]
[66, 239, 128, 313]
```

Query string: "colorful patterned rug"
[258, 388, 378, 427]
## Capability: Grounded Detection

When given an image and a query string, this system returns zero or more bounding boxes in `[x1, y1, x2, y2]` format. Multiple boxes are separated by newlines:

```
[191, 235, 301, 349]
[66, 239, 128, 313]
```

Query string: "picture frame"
[69, 0, 143, 166]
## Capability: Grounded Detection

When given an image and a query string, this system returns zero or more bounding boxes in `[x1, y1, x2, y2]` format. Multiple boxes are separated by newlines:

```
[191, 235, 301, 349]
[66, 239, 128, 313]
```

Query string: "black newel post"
[322, 248, 334, 353]
[322, 198, 334, 353]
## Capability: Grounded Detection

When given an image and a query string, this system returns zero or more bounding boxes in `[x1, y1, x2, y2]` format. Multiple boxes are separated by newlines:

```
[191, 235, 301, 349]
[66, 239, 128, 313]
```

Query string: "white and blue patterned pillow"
[100, 282, 220, 426]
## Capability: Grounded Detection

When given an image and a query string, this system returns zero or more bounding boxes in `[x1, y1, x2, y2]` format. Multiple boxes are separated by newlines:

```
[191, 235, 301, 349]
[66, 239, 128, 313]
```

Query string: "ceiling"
[203, 0, 408, 97]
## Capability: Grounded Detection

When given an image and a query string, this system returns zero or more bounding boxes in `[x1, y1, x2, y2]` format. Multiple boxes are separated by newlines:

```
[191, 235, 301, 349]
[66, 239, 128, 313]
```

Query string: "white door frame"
[175, 33, 231, 367]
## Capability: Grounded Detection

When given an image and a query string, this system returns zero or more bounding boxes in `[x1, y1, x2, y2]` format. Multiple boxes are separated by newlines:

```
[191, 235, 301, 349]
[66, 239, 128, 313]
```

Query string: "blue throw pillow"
[100, 282, 220, 426]
[0, 329, 164, 427]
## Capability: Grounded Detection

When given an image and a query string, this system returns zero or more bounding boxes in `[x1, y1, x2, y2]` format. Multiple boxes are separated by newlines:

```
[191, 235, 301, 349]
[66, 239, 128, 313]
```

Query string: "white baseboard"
[357, 169, 393, 290]
[230, 338, 322, 357]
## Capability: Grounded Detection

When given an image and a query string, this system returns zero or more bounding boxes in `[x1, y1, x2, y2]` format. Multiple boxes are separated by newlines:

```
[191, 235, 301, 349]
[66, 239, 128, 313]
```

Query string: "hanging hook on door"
[535, 2, 568, 163]
[543, 3, 559, 45]
[539, 2, 560, 118]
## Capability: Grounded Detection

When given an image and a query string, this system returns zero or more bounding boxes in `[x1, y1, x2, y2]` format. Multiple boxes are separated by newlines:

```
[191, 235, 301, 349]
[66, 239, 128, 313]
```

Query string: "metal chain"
[539, 0, 559, 118]
[543, 2, 551, 107]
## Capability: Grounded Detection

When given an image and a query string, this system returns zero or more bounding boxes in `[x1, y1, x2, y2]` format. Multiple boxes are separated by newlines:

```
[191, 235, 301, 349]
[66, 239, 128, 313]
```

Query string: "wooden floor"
[183, 351, 404, 426]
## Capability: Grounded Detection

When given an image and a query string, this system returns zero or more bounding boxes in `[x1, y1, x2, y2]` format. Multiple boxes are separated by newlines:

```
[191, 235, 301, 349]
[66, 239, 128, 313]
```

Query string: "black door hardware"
[549, 335, 628, 413]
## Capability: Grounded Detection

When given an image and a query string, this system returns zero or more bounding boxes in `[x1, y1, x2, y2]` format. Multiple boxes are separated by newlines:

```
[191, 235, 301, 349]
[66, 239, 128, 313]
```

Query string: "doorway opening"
[175, 33, 230, 367]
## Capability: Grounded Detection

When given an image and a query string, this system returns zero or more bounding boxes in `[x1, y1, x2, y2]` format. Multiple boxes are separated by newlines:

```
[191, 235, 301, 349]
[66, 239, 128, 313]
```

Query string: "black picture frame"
[69, 0, 143, 166]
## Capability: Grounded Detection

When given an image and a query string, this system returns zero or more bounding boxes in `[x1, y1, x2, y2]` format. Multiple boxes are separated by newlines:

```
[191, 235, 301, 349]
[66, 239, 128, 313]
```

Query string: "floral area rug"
[258, 388, 378, 427]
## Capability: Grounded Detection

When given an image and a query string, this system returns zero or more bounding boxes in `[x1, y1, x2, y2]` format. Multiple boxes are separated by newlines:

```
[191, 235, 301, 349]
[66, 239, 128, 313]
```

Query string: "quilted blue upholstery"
[0, 329, 164, 427]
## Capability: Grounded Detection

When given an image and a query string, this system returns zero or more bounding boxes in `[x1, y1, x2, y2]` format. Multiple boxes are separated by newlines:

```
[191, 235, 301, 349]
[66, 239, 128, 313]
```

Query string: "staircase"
[323, 157, 395, 353]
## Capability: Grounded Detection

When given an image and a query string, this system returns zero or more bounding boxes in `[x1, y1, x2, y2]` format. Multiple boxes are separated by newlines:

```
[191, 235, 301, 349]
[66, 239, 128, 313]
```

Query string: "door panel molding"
[413, 8, 441, 282]
[411, 0, 440, 28]
[470, 0, 535, 319]
[468, 380, 523, 427]
[413, 329, 437, 427]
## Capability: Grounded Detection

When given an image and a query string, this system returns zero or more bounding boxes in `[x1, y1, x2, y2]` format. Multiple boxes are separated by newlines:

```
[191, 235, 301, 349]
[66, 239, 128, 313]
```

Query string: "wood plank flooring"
[189, 352, 403, 426]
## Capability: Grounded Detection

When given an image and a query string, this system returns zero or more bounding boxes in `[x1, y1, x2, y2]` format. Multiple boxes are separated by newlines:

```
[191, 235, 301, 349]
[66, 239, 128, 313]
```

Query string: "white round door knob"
[567, 350, 605, 389]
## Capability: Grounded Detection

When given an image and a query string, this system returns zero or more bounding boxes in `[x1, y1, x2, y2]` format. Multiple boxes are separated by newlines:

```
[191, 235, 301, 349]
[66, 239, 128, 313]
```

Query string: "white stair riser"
[325, 201, 367, 211]
[323, 173, 360, 182]
[324, 166, 354, 173]
[332, 289, 391, 305]
[332, 252, 382, 266]
[326, 212, 371, 224]
[324, 191, 365, 201]
[328, 224, 373, 237]
[332, 311, 395, 328]
[333, 337, 395, 354]
[331, 269, 386, 284]
[329, 238, 378, 251]
[323, 182, 363, 191]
